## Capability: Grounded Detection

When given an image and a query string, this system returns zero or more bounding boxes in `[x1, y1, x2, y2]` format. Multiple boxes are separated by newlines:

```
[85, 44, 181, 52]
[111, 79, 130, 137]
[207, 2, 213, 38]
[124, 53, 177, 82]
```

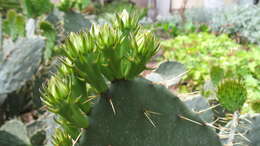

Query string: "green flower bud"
[55, 116, 81, 139]
[41, 73, 90, 128]
[112, 9, 140, 34]
[52, 128, 73, 146]
[63, 31, 108, 93]
[59, 104, 89, 128]
[48, 76, 70, 100]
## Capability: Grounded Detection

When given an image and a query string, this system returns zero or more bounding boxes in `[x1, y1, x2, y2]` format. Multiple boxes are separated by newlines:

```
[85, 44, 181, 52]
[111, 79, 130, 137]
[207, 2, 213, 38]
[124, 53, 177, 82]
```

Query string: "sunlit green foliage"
[161, 33, 260, 106]
[154, 21, 210, 37]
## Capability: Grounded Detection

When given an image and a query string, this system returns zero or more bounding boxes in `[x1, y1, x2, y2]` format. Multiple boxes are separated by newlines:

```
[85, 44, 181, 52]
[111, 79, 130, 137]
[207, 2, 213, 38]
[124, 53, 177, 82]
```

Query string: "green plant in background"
[76, 0, 90, 11]
[210, 66, 225, 86]
[39, 21, 57, 61]
[212, 5, 260, 44]
[162, 32, 240, 90]
[251, 99, 260, 113]
[3, 9, 25, 40]
[155, 22, 181, 37]
[95, 1, 147, 18]
[57, 0, 90, 12]
[255, 65, 260, 80]
[161, 32, 260, 113]
[153, 21, 210, 38]
[0, 0, 21, 12]
[42, 10, 221, 146]
[22, 0, 53, 18]
[217, 79, 247, 113]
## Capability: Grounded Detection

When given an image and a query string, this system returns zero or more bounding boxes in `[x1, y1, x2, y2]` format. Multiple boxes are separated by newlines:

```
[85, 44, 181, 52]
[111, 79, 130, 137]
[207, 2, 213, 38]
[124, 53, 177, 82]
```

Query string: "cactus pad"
[0, 37, 44, 94]
[79, 78, 221, 146]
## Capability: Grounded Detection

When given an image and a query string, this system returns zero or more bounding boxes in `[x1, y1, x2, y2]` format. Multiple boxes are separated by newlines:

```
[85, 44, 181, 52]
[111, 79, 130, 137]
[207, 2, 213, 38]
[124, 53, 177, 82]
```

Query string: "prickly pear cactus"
[220, 114, 260, 146]
[64, 11, 91, 33]
[39, 21, 57, 60]
[0, 119, 31, 146]
[42, 10, 221, 146]
[80, 78, 221, 146]
[2, 10, 26, 40]
[146, 61, 187, 87]
[0, 13, 2, 51]
[0, 37, 44, 94]
[183, 95, 215, 123]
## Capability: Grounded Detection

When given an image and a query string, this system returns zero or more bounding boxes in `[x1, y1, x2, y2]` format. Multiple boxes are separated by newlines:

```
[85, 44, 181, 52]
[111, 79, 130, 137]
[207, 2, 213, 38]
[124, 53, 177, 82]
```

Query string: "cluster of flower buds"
[52, 128, 73, 146]
[41, 63, 90, 129]
[61, 10, 160, 93]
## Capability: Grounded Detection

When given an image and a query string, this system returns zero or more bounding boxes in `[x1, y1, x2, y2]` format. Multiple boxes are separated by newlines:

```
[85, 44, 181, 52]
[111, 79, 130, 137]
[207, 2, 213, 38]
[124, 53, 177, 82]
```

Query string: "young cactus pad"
[3, 9, 25, 40]
[42, 10, 221, 146]
[217, 79, 247, 112]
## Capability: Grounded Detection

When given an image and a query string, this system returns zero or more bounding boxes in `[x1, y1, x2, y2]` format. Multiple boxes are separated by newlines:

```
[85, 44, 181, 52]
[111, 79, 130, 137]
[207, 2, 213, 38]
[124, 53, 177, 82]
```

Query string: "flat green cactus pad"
[0, 119, 31, 146]
[80, 78, 221, 146]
